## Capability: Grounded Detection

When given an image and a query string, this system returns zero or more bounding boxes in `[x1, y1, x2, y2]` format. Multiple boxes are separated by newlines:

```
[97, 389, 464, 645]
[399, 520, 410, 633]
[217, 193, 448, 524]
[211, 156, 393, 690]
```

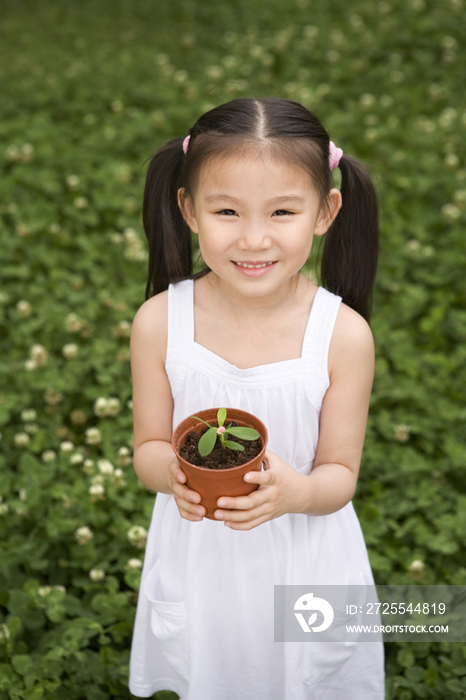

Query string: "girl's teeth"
[235, 262, 274, 268]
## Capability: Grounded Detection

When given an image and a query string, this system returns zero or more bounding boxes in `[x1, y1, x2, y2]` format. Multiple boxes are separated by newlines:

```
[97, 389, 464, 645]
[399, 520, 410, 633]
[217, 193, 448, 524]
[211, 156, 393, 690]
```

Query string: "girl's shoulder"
[328, 301, 374, 382]
[130, 290, 169, 363]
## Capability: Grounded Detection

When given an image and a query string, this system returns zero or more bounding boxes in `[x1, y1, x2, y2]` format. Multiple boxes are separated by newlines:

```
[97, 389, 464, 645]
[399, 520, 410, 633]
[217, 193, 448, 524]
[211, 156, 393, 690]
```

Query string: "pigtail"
[320, 155, 379, 322]
[143, 139, 192, 299]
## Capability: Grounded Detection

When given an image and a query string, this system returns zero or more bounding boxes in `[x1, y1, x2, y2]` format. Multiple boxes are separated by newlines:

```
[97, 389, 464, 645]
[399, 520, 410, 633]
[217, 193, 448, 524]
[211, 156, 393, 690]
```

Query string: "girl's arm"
[130, 293, 207, 520]
[213, 304, 374, 528]
[295, 303, 375, 515]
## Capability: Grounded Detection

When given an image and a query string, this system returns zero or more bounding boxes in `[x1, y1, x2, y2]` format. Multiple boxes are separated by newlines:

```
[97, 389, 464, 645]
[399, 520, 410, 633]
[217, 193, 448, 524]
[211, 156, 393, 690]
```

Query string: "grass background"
[1, 0, 466, 697]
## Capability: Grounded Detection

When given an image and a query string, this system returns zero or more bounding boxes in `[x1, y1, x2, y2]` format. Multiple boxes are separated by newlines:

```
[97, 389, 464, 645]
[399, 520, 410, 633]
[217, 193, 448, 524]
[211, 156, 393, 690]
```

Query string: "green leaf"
[226, 427, 260, 441]
[217, 408, 227, 427]
[191, 415, 212, 428]
[198, 427, 218, 456]
[222, 440, 245, 451]
[11, 655, 33, 676]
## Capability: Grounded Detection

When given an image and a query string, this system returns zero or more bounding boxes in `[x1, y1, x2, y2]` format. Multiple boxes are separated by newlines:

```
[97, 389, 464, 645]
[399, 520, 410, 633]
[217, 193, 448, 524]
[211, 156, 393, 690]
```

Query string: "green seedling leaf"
[217, 407, 227, 426]
[198, 427, 218, 456]
[191, 416, 212, 428]
[222, 440, 245, 451]
[226, 427, 260, 441]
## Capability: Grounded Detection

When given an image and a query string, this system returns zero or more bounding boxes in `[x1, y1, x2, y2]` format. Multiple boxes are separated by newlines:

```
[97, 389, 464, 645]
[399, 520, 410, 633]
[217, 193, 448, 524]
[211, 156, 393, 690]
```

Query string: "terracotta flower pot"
[172, 407, 268, 520]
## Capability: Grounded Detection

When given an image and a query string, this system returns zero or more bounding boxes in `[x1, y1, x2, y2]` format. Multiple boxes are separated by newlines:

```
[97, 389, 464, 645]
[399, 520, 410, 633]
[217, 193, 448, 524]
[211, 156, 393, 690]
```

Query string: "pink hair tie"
[182, 135, 191, 154]
[329, 141, 343, 170]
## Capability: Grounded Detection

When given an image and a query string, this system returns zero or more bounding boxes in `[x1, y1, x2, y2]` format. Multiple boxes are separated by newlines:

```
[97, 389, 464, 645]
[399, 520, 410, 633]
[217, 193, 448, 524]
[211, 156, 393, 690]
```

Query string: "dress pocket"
[144, 559, 190, 685]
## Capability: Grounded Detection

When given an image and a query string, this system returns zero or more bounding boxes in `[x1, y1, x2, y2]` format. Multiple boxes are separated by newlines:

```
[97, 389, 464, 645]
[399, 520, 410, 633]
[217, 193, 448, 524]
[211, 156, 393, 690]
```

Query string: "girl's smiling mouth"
[232, 260, 278, 276]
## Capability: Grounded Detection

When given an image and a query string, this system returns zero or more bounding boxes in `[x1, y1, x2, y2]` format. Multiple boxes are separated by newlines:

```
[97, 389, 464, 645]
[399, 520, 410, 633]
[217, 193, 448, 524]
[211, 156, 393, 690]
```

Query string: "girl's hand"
[167, 457, 206, 522]
[213, 449, 303, 530]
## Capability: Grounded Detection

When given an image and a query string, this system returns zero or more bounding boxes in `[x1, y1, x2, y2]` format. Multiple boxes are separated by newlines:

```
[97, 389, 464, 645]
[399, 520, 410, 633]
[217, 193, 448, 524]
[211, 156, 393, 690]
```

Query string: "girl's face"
[179, 149, 341, 302]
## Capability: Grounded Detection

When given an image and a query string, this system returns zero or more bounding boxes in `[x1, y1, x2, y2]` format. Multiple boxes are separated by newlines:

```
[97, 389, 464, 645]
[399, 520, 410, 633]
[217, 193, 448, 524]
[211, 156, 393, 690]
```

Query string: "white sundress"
[129, 278, 385, 700]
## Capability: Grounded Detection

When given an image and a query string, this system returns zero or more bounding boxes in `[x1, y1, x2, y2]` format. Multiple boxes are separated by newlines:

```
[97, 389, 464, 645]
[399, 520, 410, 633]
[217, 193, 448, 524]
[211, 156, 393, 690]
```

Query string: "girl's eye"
[217, 209, 238, 216]
[272, 210, 293, 216]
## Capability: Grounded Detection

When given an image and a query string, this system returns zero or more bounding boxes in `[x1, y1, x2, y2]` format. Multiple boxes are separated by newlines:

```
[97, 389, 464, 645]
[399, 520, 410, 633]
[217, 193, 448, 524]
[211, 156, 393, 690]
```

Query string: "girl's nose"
[237, 224, 272, 251]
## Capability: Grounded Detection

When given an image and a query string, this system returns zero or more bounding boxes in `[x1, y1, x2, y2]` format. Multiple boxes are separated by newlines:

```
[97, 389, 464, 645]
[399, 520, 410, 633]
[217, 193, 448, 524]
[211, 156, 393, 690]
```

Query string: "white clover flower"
[62, 343, 79, 359]
[17, 300, 32, 318]
[85, 427, 101, 445]
[173, 70, 189, 85]
[49, 222, 61, 234]
[65, 313, 85, 332]
[409, 559, 425, 575]
[97, 459, 114, 476]
[0, 624, 10, 642]
[124, 242, 146, 261]
[394, 424, 410, 442]
[5, 144, 20, 161]
[380, 94, 394, 108]
[21, 408, 37, 422]
[20, 143, 34, 162]
[127, 525, 148, 549]
[111, 233, 124, 244]
[123, 228, 137, 242]
[114, 320, 131, 338]
[60, 441, 74, 454]
[42, 449, 57, 463]
[24, 423, 39, 435]
[445, 154, 460, 169]
[89, 483, 105, 500]
[407, 239, 421, 251]
[117, 446, 131, 466]
[16, 223, 30, 238]
[205, 65, 223, 80]
[91, 474, 105, 485]
[127, 400, 133, 410]
[0, 291, 9, 303]
[365, 128, 378, 142]
[19, 489, 27, 502]
[359, 93, 376, 109]
[453, 189, 466, 206]
[303, 24, 318, 38]
[74, 196, 88, 209]
[112, 469, 126, 488]
[438, 107, 457, 129]
[93, 397, 108, 417]
[89, 568, 106, 582]
[66, 174, 80, 190]
[75, 526, 94, 545]
[126, 558, 143, 570]
[25, 359, 37, 371]
[111, 99, 124, 112]
[38, 586, 52, 597]
[43, 388, 63, 405]
[82, 459, 95, 476]
[54, 585, 66, 593]
[0, 503, 9, 515]
[441, 203, 461, 220]
[70, 452, 84, 465]
[390, 70, 404, 83]
[30, 344, 47, 366]
[14, 432, 30, 449]
[115, 164, 131, 183]
[106, 398, 121, 416]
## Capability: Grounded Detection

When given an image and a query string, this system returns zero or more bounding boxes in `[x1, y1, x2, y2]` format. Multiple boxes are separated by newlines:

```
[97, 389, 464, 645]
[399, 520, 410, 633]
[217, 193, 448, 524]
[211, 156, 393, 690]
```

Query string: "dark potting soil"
[179, 422, 262, 469]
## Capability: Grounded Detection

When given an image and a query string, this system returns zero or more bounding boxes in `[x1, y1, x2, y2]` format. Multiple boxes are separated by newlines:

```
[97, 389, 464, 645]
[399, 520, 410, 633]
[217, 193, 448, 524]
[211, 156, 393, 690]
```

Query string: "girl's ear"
[177, 188, 199, 234]
[314, 188, 342, 236]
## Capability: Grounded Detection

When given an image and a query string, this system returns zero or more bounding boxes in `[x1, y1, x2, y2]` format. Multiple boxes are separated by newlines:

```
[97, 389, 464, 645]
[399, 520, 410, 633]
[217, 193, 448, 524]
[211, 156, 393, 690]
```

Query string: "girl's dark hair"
[143, 98, 378, 321]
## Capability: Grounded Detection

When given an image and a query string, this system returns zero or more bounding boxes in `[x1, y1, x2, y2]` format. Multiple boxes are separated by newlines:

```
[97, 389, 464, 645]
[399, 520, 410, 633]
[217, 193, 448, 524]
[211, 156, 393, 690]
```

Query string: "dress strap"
[301, 287, 342, 408]
[166, 279, 194, 396]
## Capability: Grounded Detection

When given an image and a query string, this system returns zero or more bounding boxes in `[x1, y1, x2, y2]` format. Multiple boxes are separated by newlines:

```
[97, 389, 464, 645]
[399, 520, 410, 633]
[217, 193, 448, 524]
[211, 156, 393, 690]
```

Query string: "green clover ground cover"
[1, 0, 466, 697]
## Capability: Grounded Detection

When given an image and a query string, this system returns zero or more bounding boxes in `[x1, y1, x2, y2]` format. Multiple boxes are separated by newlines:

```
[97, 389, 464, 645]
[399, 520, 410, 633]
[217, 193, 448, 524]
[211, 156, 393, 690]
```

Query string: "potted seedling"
[172, 407, 268, 520]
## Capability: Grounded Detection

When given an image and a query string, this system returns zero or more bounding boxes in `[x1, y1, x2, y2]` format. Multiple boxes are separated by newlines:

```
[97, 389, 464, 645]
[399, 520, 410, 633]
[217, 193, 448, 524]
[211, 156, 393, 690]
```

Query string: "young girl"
[129, 97, 384, 699]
